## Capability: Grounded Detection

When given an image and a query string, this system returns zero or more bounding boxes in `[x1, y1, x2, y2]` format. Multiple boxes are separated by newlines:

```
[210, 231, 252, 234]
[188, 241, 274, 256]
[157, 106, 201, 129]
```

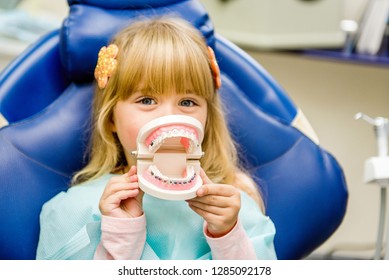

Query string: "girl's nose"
[161, 103, 179, 116]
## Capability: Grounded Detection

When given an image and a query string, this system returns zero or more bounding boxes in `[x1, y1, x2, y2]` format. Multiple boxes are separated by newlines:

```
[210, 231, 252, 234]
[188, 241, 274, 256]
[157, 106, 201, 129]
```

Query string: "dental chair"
[0, 0, 348, 260]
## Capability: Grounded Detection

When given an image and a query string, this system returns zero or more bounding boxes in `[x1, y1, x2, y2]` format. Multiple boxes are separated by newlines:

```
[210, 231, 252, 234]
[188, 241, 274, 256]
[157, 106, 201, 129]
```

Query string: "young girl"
[36, 17, 277, 260]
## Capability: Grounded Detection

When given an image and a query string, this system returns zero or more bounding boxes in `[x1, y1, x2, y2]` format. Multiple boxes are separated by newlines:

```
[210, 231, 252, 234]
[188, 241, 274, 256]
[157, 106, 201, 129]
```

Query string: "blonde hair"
[72, 17, 264, 210]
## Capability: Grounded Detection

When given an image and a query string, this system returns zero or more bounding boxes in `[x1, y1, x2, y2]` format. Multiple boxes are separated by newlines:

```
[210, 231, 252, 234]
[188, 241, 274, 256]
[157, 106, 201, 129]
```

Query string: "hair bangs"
[113, 22, 215, 100]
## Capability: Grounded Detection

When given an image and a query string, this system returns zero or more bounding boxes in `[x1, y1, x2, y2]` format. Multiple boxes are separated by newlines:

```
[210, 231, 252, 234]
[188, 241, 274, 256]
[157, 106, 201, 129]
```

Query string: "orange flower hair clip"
[94, 44, 119, 89]
[207, 46, 222, 90]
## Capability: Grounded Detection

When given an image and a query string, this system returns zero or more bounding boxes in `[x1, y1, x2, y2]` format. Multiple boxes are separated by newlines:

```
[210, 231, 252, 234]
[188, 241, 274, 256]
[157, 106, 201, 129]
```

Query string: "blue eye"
[139, 97, 156, 105]
[180, 99, 196, 107]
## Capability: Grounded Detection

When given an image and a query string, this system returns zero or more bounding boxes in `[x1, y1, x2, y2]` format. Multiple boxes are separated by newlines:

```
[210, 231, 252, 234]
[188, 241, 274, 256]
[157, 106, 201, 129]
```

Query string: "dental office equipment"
[355, 112, 389, 259]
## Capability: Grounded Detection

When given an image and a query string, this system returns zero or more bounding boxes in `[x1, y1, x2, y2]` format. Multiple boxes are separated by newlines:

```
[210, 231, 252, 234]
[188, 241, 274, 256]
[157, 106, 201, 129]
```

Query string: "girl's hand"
[99, 166, 144, 218]
[187, 169, 241, 237]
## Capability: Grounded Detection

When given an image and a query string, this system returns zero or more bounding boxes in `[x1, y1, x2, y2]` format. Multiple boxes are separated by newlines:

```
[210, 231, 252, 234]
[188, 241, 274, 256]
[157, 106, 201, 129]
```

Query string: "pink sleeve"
[205, 220, 257, 260]
[93, 214, 146, 260]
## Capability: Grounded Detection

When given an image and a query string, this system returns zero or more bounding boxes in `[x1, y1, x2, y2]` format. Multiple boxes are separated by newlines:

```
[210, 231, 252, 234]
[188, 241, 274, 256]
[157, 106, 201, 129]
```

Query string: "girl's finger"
[102, 182, 139, 198]
[190, 194, 231, 208]
[196, 184, 238, 198]
[127, 165, 137, 177]
[188, 200, 225, 216]
[101, 189, 140, 207]
[110, 189, 140, 202]
[200, 168, 213, 185]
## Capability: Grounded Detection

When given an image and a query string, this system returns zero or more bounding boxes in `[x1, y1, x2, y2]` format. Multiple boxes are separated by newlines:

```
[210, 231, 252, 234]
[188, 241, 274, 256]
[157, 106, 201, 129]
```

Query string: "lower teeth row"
[148, 165, 195, 185]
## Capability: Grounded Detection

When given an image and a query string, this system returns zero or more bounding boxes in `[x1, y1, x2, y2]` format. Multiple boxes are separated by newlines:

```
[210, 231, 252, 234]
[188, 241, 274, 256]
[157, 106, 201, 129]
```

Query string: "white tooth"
[149, 140, 156, 151]
[150, 141, 157, 152]
[150, 135, 163, 152]
[155, 167, 162, 178]
[158, 136, 164, 148]
[148, 165, 156, 174]
[186, 166, 194, 177]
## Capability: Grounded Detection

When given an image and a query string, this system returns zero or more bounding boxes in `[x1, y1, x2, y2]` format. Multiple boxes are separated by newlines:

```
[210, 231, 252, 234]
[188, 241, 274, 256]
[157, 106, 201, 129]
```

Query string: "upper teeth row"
[149, 129, 199, 153]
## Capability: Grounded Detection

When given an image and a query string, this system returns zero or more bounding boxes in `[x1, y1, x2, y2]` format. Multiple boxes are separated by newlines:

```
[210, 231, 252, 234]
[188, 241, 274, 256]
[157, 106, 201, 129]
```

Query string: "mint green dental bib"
[36, 174, 276, 260]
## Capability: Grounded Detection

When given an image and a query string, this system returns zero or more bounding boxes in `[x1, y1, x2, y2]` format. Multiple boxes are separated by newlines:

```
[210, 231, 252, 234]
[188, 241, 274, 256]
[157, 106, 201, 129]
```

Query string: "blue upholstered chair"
[0, 0, 348, 260]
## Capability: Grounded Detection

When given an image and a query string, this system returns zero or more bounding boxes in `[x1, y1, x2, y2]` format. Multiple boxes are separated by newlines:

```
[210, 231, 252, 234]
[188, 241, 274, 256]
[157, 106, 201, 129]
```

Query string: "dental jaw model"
[133, 115, 204, 200]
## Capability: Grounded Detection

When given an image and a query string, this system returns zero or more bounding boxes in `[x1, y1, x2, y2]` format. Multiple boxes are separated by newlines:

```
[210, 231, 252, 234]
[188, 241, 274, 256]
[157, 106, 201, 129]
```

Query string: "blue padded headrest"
[68, 0, 183, 8]
[61, 0, 214, 83]
[0, 83, 93, 259]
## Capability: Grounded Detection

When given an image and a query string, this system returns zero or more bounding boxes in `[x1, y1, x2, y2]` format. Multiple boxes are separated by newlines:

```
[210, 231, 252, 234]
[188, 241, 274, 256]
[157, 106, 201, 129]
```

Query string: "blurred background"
[1, 0, 388, 259]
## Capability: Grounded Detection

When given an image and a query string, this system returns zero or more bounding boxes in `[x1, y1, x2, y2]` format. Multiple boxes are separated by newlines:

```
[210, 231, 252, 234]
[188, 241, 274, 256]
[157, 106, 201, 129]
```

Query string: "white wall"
[343, 0, 369, 20]
[18, 0, 68, 18]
